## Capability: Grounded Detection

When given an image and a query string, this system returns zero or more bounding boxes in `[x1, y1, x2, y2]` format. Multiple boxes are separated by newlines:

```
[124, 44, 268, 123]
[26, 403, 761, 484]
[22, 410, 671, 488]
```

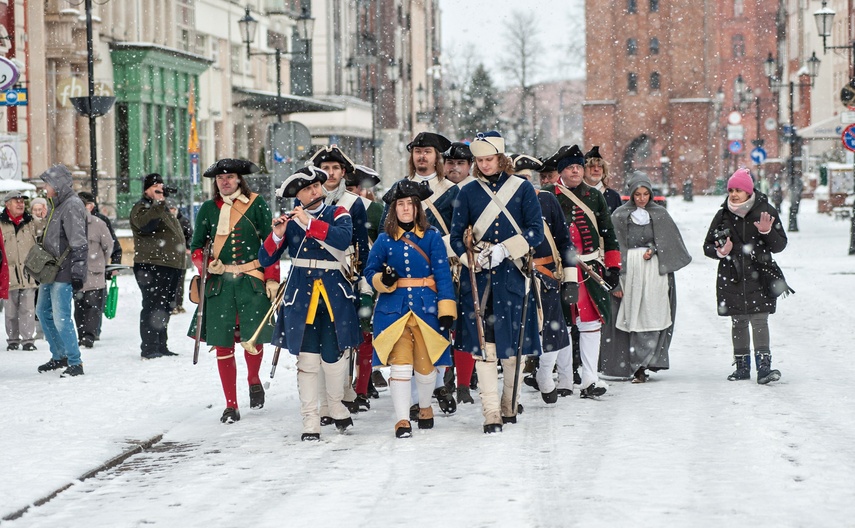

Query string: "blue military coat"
[364, 225, 456, 367]
[449, 172, 544, 360]
[258, 204, 361, 360]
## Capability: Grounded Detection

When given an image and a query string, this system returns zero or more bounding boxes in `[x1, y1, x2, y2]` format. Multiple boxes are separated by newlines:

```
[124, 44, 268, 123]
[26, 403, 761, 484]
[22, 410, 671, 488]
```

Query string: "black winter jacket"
[703, 191, 788, 316]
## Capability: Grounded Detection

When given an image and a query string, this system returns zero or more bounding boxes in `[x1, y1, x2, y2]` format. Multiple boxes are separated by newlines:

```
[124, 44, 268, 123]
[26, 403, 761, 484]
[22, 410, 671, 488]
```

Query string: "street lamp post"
[238, 5, 315, 123]
[814, 0, 855, 253]
[764, 52, 821, 232]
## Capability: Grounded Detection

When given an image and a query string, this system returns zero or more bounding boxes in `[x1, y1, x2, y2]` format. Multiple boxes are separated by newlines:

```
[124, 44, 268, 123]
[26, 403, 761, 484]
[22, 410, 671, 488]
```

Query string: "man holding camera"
[130, 173, 186, 359]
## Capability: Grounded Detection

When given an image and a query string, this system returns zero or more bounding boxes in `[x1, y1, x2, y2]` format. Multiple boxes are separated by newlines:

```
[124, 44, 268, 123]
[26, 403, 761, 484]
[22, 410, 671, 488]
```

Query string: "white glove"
[478, 243, 510, 268]
[207, 259, 225, 275]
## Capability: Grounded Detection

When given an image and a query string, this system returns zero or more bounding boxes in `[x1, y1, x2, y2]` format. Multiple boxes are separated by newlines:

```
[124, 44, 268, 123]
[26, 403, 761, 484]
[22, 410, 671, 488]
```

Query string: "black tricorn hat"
[203, 158, 260, 178]
[444, 142, 473, 161]
[407, 132, 452, 153]
[345, 164, 381, 188]
[538, 155, 557, 173]
[510, 154, 544, 173]
[382, 179, 433, 204]
[551, 145, 586, 172]
[276, 166, 328, 198]
[585, 146, 603, 161]
[308, 145, 355, 174]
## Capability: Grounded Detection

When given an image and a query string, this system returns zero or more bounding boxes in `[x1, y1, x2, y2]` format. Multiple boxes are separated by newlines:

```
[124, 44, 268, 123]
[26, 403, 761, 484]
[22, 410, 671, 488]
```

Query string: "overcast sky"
[438, 0, 585, 87]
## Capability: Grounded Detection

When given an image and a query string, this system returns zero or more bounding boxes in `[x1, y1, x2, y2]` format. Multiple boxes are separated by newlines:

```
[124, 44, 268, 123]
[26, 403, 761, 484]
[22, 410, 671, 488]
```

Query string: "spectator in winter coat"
[74, 214, 113, 348]
[168, 200, 193, 314]
[35, 165, 89, 377]
[130, 173, 186, 359]
[30, 197, 48, 220]
[0, 191, 42, 350]
[78, 192, 122, 342]
[703, 168, 790, 385]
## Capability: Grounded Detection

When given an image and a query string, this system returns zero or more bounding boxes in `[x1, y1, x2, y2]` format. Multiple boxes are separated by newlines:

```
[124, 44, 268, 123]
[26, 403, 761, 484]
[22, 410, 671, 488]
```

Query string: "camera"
[162, 185, 178, 198]
[713, 227, 730, 248]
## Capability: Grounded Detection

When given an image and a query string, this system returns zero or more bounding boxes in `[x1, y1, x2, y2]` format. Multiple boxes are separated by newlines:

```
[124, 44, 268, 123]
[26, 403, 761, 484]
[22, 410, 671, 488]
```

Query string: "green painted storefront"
[110, 43, 210, 216]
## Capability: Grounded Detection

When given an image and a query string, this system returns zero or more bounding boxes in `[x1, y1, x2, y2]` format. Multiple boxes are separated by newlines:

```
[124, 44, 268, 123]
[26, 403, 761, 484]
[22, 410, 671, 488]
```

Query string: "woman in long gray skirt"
[599, 172, 691, 382]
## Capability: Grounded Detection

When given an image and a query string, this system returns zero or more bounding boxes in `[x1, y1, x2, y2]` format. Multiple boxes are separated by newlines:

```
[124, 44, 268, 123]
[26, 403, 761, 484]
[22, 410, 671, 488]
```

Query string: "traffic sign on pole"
[750, 147, 767, 165]
[841, 123, 855, 152]
[728, 140, 744, 154]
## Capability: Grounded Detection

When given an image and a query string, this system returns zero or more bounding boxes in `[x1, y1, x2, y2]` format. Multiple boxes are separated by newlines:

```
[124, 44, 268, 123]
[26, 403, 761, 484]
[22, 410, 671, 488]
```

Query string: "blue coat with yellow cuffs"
[450, 172, 544, 360]
[364, 225, 456, 367]
[257, 203, 361, 361]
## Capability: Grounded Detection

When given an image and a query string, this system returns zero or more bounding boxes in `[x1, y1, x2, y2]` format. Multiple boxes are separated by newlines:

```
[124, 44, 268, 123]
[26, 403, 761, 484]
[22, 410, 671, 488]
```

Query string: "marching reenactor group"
[188, 129, 702, 440]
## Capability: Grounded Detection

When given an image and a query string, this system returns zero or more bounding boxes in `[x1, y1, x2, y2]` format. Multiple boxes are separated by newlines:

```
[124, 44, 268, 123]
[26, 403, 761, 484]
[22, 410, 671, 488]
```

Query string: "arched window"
[650, 37, 660, 55]
[628, 0, 637, 14]
[732, 34, 745, 58]
[650, 71, 661, 91]
[628, 72, 638, 93]
[650, 0, 659, 12]
[734, 0, 744, 17]
[627, 38, 638, 56]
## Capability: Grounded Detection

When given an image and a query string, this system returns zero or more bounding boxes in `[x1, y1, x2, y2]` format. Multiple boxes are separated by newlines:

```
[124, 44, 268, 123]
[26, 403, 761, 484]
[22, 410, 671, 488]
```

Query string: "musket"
[464, 227, 487, 353]
[576, 256, 611, 291]
[510, 249, 535, 419]
[193, 239, 212, 365]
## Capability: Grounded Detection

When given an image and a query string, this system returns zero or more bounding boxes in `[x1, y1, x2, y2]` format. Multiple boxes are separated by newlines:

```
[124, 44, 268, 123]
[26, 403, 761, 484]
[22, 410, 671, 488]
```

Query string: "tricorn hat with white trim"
[345, 164, 381, 188]
[469, 131, 505, 158]
[277, 166, 328, 198]
[307, 145, 355, 174]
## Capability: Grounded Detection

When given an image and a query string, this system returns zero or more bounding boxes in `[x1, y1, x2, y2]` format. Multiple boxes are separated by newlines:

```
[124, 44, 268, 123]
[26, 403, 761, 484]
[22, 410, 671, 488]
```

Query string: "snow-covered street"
[2, 195, 854, 527]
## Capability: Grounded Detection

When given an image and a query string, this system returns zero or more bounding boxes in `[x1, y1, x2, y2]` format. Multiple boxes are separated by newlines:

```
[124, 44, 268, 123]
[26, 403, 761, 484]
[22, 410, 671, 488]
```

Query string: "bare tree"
[563, 1, 586, 78]
[499, 10, 543, 154]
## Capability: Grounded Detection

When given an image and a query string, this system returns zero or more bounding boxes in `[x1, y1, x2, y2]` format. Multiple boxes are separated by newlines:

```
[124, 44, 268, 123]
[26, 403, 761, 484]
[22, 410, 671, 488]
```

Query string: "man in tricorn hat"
[188, 158, 281, 424]
[542, 145, 621, 399]
[259, 166, 361, 441]
[307, 145, 370, 415]
[584, 146, 622, 213]
[382, 131, 459, 415]
[443, 141, 474, 186]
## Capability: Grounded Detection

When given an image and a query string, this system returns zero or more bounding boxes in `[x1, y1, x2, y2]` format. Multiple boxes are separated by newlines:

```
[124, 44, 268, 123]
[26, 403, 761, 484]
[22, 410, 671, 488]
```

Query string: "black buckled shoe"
[395, 420, 412, 438]
[371, 370, 388, 388]
[354, 394, 371, 411]
[7, 343, 19, 351]
[523, 374, 540, 391]
[366, 379, 380, 399]
[342, 400, 361, 414]
[320, 416, 335, 426]
[502, 415, 517, 424]
[541, 387, 559, 404]
[483, 423, 503, 434]
[580, 384, 607, 399]
[418, 407, 434, 429]
[557, 388, 573, 397]
[249, 384, 265, 409]
[301, 433, 320, 442]
[335, 417, 353, 433]
[220, 407, 241, 423]
[433, 387, 457, 414]
[22, 343, 37, 351]
[409, 404, 419, 421]
[60, 364, 85, 377]
[38, 357, 68, 373]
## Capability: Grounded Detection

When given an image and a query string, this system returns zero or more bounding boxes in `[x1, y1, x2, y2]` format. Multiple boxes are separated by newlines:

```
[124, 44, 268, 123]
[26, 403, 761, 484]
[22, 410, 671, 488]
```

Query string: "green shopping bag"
[104, 276, 118, 319]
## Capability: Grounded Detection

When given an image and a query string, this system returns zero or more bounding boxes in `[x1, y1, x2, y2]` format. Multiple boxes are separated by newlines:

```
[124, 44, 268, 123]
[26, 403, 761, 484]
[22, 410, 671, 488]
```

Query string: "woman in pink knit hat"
[703, 168, 792, 384]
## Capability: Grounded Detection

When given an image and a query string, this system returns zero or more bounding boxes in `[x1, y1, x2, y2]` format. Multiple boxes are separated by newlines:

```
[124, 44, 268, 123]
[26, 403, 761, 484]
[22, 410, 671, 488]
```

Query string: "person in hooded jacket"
[1, 191, 41, 351]
[35, 165, 88, 377]
[600, 172, 691, 382]
[703, 168, 790, 384]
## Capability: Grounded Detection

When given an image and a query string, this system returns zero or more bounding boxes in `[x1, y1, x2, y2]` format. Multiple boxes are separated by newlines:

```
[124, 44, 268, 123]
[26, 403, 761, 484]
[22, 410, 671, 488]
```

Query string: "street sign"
[727, 125, 745, 140]
[841, 124, 855, 152]
[728, 140, 744, 154]
[782, 125, 796, 137]
[842, 112, 855, 124]
[750, 147, 767, 165]
[728, 111, 742, 125]
[0, 88, 27, 107]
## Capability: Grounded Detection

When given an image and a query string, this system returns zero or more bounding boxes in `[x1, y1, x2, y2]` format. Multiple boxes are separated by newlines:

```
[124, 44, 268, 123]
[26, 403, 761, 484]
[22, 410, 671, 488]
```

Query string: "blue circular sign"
[750, 147, 767, 165]
[843, 124, 855, 152]
[728, 140, 743, 154]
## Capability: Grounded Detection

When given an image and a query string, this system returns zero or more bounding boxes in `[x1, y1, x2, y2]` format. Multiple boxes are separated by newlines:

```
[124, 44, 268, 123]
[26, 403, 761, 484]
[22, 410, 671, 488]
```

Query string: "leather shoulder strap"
[213, 193, 258, 259]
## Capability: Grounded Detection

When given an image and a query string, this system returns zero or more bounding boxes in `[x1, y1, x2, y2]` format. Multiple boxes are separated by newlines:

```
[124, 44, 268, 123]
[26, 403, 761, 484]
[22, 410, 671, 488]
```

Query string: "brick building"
[583, 0, 780, 194]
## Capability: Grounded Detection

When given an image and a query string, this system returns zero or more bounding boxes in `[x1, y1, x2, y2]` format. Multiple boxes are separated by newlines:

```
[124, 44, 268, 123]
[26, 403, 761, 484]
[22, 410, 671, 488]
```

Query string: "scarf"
[323, 180, 347, 205]
[216, 190, 249, 236]
[413, 172, 437, 184]
[727, 193, 756, 218]
[630, 206, 651, 225]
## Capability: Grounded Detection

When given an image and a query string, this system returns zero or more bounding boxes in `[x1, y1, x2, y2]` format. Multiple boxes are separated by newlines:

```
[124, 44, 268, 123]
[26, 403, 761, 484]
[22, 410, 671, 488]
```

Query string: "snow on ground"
[2, 196, 854, 527]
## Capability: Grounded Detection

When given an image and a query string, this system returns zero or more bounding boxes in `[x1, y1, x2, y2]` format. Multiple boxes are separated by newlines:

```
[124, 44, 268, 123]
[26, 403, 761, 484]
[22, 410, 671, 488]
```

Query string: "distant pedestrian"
[73, 212, 113, 348]
[78, 192, 122, 342]
[1, 191, 41, 351]
[129, 173, 186, 359]
[30, 197, 48, 221]
[35, 165, 88, 377]
[167, 200, 193, 314]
